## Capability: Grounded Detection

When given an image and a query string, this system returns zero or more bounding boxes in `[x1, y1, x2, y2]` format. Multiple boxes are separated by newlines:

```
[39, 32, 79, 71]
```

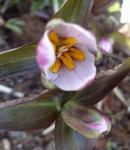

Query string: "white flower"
[36, 19, 97, 91]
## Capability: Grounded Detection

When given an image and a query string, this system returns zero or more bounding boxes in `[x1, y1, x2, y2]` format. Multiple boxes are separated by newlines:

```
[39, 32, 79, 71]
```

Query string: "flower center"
[49, 31, 85, 73]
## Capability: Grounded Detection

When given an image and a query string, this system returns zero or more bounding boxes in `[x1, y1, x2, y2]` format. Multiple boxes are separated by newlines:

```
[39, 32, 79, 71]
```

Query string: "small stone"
[0, 17, 5, 27]
[1, 138, 11, 150]
[9, 131, 27, 140]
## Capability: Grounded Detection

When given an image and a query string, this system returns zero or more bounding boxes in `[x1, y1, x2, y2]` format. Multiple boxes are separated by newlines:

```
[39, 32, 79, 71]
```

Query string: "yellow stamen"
[49, 31, 59, 44]
[61, 37, 77, 47]
[60, 52, 75, 70]
[52, 43, 57, 51]
[50, 58, 61, 73]
[49, 31, 85, 73]
[69, 47, 85, 60]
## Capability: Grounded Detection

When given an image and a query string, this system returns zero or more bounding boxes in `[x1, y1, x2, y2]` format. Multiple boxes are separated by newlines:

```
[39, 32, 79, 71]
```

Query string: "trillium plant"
[0, 0, 130, 150]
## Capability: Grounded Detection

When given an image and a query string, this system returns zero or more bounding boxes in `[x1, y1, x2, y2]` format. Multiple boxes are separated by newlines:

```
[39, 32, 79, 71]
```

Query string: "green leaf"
[0, 42, 39, 80]
[0, 91, 60, 131]
[30, 0, 48, 13]
[73, 57, 130, 106]
[11, 0, 22, 5]
[57, 0, 64, 7]
[55, 115, 97, 150]
[108, 1, 121, 13]
[5, 18, 25, 34]
[55, 0, 94, 26]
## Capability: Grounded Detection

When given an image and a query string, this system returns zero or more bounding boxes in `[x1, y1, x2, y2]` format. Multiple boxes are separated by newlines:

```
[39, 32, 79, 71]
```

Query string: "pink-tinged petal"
[62, 101, 111, 139]
[47, 19, 97, 54]
[53, 51, 96, 91]
[37, 19, 98, 91]
[98, 38, 113, 54]
[36, 31, 57, 80]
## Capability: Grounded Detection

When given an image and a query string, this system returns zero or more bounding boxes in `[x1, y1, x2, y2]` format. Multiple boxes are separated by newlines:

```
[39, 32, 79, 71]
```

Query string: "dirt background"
[0, 1, 130, 150]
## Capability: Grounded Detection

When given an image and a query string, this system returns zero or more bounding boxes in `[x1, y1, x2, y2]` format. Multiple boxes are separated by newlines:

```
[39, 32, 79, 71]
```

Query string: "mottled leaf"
[0, 42, 39, 80]
[55, 0, 94, 26]
[55, 115, 97, 150]
[62, 101, 111, 139]
[0, 91, 60, 130]
[5, 18, 25, 34]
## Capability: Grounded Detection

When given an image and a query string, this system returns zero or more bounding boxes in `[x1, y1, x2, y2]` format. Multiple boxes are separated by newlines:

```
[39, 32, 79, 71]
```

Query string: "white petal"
[50, 21, 97, 54]
[53, 51, 96, 91]
[36, 31, 58, 80]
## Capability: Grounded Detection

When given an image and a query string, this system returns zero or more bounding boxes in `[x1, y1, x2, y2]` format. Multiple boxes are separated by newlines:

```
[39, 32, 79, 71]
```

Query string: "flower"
[36, 19, 97, 91]
[98, 38, 113, 54]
